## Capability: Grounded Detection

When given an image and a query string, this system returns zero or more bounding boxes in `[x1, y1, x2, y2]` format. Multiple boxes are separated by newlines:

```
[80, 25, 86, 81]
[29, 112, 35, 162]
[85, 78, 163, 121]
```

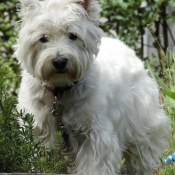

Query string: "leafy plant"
[0, 0, 19, 61]
[0, 0, 21, 95]
[99, 0, 175, 61]
[0, 59, 67, 173]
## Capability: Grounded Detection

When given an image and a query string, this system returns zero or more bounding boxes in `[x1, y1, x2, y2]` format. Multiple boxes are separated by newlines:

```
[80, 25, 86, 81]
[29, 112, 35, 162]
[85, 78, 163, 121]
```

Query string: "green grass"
[146, 50, 175, 175]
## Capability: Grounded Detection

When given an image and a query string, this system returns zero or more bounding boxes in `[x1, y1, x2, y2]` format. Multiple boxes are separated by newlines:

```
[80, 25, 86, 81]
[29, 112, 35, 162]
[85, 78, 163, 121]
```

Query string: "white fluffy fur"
[15, 0, 170, 174]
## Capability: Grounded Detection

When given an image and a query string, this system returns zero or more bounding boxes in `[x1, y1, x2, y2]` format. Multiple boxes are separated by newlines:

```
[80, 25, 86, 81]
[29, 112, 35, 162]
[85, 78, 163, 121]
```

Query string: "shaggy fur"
[15, 0, 170, 174]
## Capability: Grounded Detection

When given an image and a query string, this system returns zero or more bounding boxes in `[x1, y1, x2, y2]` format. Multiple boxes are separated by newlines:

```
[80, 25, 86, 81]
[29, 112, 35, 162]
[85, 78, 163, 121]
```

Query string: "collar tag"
[52, 96, 66, 131]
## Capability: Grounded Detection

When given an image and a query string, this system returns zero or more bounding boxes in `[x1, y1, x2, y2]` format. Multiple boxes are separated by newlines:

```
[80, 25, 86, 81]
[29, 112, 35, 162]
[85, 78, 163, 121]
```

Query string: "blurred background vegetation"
[0, 0, 175, 174]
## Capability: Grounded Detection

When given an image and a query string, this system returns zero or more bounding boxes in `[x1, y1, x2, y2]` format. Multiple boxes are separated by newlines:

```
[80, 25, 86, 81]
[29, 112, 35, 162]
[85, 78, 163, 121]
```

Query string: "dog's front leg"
[73, 126, 122, 174]
[17, 78, 57, 149]
[30, 99, 58, 149]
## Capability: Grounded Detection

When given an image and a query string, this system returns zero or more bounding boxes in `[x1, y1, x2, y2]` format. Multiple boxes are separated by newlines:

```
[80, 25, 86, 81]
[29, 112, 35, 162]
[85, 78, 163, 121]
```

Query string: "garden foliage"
[100, 0, 175, 61]
[0, 59, 67, 173]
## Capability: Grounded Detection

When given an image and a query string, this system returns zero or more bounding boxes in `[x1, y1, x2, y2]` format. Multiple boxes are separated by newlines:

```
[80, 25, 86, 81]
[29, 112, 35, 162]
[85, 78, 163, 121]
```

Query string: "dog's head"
[15, 0, 103, 86]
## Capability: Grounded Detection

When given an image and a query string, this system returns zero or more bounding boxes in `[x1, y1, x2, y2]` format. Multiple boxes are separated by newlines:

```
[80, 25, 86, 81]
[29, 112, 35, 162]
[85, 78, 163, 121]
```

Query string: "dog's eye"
[39, 36, 48, 43]
[69, 33, 77, 41]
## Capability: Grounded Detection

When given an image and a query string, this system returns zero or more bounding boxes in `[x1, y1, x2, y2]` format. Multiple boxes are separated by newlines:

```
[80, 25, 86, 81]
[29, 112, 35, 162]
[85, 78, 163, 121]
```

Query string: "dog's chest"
[50, 95, 91, 133]
[51, 97, 91, 149]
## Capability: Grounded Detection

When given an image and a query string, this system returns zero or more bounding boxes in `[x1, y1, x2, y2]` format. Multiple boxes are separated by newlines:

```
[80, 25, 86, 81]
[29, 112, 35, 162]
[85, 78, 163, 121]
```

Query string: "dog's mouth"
[43, 80, 78, 98]
[56, 69, 68, 74]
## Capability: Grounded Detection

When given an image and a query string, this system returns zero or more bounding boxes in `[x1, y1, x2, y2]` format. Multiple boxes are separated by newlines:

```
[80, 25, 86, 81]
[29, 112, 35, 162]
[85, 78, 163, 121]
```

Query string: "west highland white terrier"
[15, 0, 170, 174]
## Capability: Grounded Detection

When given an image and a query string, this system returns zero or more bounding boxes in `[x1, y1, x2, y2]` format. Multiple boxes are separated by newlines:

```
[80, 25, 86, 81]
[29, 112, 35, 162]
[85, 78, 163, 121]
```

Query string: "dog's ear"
[77, 0, 100, 21]
[20, 0, 40, 9]
[77, 0, 89, 10]
[19, 0, 41, 17]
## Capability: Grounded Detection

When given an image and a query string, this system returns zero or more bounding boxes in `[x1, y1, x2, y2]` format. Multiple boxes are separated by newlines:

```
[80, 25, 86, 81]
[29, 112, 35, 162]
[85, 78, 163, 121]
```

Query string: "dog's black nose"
[52, 57, 68, 70]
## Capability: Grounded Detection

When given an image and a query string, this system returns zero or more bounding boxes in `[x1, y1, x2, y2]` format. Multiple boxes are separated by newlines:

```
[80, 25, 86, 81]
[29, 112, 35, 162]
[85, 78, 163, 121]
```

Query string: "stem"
[161, 3, 168, 50]
[147, 24, 169, 87]
[138, 7, 144, 59]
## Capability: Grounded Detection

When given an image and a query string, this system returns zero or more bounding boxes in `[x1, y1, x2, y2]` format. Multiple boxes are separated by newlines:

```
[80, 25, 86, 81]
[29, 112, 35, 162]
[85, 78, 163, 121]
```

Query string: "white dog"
[15, 0, 170, 174]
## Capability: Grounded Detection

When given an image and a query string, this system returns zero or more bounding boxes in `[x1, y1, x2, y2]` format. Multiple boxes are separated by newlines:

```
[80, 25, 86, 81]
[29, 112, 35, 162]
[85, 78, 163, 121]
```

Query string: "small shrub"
[0, 59, 67, 173]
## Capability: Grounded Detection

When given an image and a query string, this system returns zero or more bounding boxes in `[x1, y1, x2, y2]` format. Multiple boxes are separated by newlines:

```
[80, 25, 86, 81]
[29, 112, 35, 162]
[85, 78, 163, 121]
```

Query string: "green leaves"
[0, 0, 19, 61]
[147, 49, 175, 112]
[162, 91, 175, 101]
[0, 59, 67, 173]
[99, 0, 175, 59]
